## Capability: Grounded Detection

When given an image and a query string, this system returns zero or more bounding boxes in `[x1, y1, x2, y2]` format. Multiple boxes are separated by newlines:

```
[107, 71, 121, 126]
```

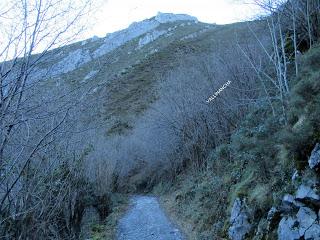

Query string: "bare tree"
[242, 0, 319, 125]
[0, 0, 99, 238]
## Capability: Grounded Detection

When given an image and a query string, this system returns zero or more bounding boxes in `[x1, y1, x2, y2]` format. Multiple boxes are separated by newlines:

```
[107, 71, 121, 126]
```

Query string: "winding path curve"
[117, 196, 184, 240]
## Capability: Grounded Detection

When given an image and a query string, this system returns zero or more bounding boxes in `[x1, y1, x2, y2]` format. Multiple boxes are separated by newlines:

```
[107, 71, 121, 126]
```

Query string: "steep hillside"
[21, 12, 267, 178]
[156, 45, 320, 239]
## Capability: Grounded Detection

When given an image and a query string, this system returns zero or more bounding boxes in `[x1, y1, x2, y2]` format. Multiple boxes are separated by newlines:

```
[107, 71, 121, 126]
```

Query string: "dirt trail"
[117, 196, 183, 240]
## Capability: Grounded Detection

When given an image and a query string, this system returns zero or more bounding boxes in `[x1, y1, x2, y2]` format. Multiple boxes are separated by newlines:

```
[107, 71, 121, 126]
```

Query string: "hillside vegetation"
[157, 45, 320, 239]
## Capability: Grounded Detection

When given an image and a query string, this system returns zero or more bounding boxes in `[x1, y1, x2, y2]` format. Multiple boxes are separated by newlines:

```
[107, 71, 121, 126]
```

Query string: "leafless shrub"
[109, 44, 267, 188]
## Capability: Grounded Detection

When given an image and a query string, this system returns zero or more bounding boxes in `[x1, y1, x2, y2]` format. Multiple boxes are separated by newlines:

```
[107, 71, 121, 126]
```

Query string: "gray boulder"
[278, 216, 300, 240]
[309, 143, 320, 170]
[305, 224, 320, 240]
[277, 208, 320, 240]
[228, 198, 252, 240]
[283, 194, 295, 205]
[296, 207, 317, 237]
[296, 184, 320, 207]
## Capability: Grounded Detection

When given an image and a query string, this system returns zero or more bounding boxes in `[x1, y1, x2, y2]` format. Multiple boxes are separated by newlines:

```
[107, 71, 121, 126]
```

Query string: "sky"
[89, 0, 263, 37]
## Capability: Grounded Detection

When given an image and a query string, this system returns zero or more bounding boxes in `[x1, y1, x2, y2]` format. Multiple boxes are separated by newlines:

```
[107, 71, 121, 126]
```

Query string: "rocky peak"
[92, 13, 199, 58]
[154, 12, 198, 23]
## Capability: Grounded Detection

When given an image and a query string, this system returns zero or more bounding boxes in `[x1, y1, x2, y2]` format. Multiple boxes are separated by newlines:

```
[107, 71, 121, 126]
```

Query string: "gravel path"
[117, 196, 183, 240]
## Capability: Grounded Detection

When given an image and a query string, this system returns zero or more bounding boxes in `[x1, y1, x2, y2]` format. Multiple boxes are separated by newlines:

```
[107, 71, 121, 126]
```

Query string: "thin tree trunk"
[291, 0, 299, 77]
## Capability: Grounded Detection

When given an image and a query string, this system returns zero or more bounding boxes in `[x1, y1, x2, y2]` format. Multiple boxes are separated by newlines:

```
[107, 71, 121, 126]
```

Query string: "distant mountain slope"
[24, 13, 211, 134]
[20, 13, 267, 168]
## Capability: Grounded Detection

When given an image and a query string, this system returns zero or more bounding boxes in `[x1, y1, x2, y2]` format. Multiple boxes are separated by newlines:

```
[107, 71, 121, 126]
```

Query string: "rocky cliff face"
[229, 198, 253, 240]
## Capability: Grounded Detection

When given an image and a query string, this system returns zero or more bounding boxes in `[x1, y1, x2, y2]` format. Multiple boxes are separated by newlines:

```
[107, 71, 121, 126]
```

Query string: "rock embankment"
[229, 143, 320, 240]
